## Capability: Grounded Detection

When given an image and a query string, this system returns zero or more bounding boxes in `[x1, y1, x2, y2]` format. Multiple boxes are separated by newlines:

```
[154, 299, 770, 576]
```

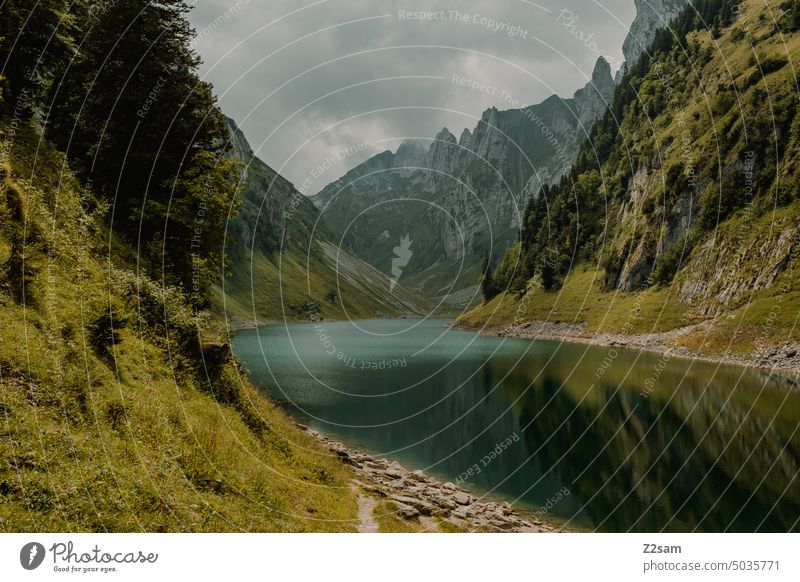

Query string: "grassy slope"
[460, 0, 800, 356]
[0, 122, 358, 532]
[216, 244, 429, 325]
[461, 266, 689, 333]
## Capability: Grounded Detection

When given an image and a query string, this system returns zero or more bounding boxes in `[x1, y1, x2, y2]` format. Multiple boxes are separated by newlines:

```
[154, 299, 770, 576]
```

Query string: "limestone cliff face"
[679, 221, 800, 316]
[610, 156, 800, 316]
[622, 0, 689, 67]
[574, 57, 616, 129]
[438, 57, 614, 258]
[312, 58, 615, 297]
[392, 140, 427, 168]
[425, 128, 459, 176]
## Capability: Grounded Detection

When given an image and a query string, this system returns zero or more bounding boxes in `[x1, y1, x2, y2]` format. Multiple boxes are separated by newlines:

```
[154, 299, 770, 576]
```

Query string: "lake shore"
[453, 319, 800, 380]
[295, 423, 558, 533]
[227, 316, 280, 332]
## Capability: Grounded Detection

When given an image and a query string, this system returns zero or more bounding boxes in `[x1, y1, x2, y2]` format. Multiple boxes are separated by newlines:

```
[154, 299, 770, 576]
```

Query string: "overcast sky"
[187, 0, 636, 195]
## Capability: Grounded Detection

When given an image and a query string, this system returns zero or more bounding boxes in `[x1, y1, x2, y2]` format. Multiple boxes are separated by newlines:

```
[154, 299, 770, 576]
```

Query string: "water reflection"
[233, 319, 800, 531]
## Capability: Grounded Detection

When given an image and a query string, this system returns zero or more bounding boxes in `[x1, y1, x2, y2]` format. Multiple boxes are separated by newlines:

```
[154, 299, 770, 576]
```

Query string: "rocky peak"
[469, 106, 507, 161]
[425, 128, 459, 175]
[223, 116, 254, 162]
[622, 0, 689, 67]
[393, 140, 427, 168]
[573, 57, 615, 128]
[434, 127, 456, 143]
[590, 56, 613, 89]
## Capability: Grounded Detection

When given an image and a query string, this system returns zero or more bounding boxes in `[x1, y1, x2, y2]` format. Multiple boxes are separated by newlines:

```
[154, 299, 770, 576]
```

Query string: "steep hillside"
[313, 58, 615, 300]
[218, 118, 428, 325]
[463, 0, 800, 357]
[0, 0, 375, 533]
[0, 120, 358, 531]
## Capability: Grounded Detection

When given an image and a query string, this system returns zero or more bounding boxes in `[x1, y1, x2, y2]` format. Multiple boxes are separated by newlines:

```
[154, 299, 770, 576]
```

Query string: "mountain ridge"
[312, 56, 616, 300]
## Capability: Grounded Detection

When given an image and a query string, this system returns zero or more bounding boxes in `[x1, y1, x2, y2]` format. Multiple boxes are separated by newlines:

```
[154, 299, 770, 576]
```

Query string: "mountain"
[463, 0, 800, 357]
[218, 117, 428, 324]
[312, 57, 615, 301]
[621, 0, 690, 72]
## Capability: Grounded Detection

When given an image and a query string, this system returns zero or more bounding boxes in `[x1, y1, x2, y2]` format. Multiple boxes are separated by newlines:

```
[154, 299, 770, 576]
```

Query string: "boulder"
[392, 495, 434, 516]
[408, 470, 427, 481]
[435, 497, 457, 510]
[445, 516, 467, 529]
[453, 491, 471, 505]
[393, 502, 420, 519]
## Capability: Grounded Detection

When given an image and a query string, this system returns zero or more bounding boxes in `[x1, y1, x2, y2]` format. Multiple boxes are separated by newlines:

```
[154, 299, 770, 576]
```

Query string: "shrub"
[87, 302, 128, 364]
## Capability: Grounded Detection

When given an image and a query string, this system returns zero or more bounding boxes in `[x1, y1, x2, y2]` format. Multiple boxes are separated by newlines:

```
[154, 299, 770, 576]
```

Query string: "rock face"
[622, 0, 690, 68]
[392, 140, 427, 168]
[425, 128, 458, 175]
[312, 58, 615, 299]
[679, 222, 800, 315]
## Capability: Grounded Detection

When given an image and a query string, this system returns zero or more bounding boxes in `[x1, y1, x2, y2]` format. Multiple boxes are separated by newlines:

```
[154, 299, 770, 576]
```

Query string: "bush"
[779, 1, 800, 32]
[87, 302, 128, 364]
[730, 27, 746, 41]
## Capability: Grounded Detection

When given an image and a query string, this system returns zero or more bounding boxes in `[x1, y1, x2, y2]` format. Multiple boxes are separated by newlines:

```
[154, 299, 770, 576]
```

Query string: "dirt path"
[350, 481, 379, 533]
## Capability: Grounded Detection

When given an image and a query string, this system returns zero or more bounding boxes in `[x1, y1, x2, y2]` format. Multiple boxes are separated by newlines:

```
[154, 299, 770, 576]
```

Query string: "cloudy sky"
[187, 0, 636, 195]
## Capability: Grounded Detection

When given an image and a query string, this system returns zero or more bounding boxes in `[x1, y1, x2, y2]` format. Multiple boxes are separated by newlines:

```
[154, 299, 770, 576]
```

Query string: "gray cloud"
[188, 0, 636, 194]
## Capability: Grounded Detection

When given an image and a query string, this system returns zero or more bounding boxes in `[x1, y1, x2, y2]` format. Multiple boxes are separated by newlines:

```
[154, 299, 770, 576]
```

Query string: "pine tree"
[480, 254, 497, 303]
[0, 0, 75, 111]
[46, 0, 238, 303]
[539, 260, 557, 291]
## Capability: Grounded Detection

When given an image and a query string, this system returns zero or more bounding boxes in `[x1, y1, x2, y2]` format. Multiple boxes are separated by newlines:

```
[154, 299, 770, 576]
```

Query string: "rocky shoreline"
[456, 319, 800, 381]
[304, 428, 555, 533]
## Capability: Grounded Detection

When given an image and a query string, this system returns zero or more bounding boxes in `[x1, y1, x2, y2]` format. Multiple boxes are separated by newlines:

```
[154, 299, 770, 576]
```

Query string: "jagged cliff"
[313, 57, 615, 299]
[464, 0, 800, 356]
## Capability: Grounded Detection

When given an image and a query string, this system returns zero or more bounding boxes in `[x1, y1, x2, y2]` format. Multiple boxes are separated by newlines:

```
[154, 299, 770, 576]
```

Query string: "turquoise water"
[232, 318, 800, 532]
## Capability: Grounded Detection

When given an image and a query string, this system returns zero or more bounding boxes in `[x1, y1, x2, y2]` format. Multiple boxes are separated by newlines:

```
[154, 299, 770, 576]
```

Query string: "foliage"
[0, 118, 358, 533]
[491, 243, 523, 295]
[479, 254, 498, 303]
[143, 151, 242, 307]
[0, 0, 76, 110]
[653, 234, 692, 285]
[37, 0, 237, 305]
[779, 0, 800, 32]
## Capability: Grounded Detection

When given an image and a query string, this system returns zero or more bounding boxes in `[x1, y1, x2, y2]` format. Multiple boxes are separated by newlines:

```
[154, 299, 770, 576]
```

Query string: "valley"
[2, 0, 799, 537]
